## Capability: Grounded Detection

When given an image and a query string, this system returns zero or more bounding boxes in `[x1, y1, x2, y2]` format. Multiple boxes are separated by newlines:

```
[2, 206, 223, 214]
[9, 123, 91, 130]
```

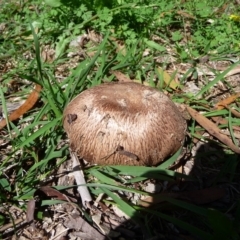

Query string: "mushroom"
[63, 82, 186, 166]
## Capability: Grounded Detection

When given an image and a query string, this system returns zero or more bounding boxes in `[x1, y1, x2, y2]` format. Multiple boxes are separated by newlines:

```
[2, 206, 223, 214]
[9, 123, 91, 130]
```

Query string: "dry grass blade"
[187, 106, 240, 154]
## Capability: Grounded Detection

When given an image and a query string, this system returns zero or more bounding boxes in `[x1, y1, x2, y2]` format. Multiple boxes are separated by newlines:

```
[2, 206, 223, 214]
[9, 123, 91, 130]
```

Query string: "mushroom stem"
[70, 149, 92, 207]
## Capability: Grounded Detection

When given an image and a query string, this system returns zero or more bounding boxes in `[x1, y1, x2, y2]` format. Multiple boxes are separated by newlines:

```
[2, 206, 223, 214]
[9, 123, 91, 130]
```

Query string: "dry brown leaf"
[220, 104, 240, 118]
[211, 116, 228, 125]
[0, 84, 42, 130]
[220, 129, 240, 139]
[111, 71, 132, 82]
[39, 186, 77, 202]
[187, 106, 240, 154]
[211, 116, 240, 131]
[215, 93, 240, 110]
[138, 187, 225, 207]
[26, 200, 36, 225]
[156, 67, 180, 90]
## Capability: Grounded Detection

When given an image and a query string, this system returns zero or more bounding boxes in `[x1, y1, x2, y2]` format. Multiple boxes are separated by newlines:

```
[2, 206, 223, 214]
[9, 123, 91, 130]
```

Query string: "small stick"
[101, 145, 139, 161]
[116, 145, 139, 161]
[70, 149, 92, 207]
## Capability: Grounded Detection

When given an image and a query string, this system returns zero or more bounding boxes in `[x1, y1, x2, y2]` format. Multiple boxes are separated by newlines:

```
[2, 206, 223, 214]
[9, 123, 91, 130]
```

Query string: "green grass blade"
[30, 23, 43, 82]
[108, 166, 193, 180]
[0, 87, 11, 133]
[17, 118, 61, 148]
[56, 183, 148, 196]
[141, 208, 212, 240]
[195, 61, 240, 98]
[100, 187, 140, 220]
[90, 169, 120, 186]
[228, 111, 238, 146]
[157, 148, 182, 170]
[155, 195, 208, 216]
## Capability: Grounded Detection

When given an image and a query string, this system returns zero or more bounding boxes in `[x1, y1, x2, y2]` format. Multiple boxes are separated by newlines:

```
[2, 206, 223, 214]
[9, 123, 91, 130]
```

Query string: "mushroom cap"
[63, 82, 186, 166]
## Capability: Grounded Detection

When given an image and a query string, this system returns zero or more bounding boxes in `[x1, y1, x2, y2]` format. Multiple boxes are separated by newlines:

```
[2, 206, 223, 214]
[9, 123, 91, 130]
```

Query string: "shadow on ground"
[100, 141, 240, 240]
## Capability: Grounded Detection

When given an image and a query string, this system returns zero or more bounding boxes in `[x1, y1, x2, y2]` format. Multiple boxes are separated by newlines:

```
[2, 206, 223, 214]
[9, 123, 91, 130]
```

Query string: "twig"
[70, 149, 92, 207]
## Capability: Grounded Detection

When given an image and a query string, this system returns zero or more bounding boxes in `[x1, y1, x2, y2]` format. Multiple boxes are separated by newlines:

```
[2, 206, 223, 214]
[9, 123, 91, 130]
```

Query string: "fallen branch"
[187, 106, 240, 154]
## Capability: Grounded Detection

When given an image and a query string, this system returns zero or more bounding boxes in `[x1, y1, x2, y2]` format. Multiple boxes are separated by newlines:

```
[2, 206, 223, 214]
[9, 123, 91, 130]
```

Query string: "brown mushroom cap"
[63, 82, 186, 166]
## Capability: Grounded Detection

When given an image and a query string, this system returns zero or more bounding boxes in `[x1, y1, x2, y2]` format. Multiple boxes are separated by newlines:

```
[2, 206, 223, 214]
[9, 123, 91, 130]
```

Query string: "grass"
[1, 0, 240, 239]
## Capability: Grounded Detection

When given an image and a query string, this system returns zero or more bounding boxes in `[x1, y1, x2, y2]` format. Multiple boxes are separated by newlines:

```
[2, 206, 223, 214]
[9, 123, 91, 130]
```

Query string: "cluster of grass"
[1, 0, 240, 239]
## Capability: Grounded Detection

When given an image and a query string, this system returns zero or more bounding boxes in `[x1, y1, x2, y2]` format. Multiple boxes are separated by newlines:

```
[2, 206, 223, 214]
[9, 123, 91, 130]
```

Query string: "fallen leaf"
[215, 93, 240, 110]
[0, 84, 42, 130]
[39, 186, 77, 202]
[111, 71, 132, 83]
[220, 104, 240, 118]
[156, 67, 180, 90]
[211, 116, 240, 130]
[187, 106, 240, 154]
[211, 116, 228, 125]
[26, 199, 36, 227]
